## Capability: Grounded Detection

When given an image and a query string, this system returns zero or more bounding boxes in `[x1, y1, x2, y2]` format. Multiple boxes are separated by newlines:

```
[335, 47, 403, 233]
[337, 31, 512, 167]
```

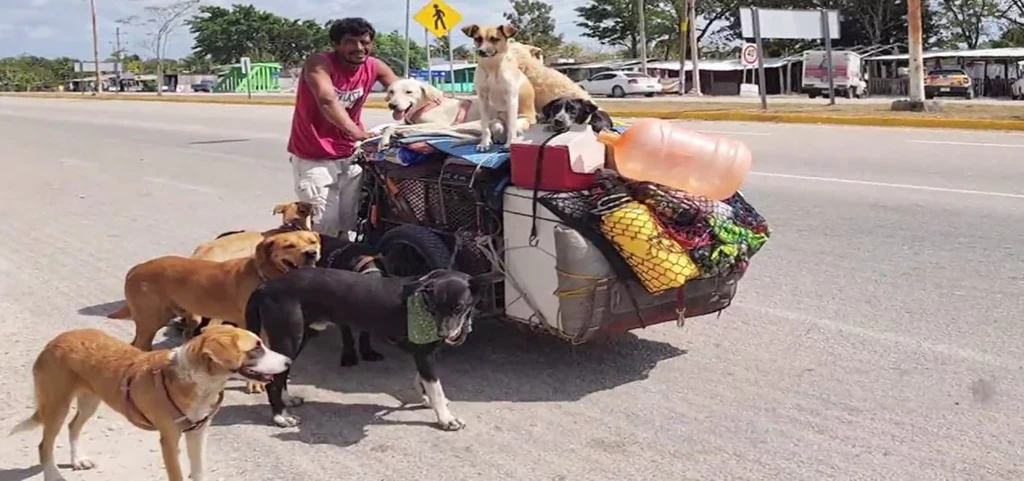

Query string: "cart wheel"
[377, 224, 453, 277]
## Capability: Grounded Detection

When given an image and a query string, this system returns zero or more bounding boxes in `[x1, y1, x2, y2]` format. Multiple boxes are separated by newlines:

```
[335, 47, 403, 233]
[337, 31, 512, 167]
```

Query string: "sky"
[0, 0, 596, 59]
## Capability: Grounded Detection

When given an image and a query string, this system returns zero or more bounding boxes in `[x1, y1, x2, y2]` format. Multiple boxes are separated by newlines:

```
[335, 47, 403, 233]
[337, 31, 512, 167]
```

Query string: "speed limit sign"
[741, 43, 759, 66]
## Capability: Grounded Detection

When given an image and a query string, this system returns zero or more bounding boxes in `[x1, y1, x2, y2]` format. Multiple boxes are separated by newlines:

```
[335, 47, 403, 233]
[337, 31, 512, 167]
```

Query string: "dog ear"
[294, 201, 314, 217]
[526, 45, 543, 59]
[468, 271, 504, 297]
[461, 24, 479, 38]
[420, 82, 445, 102]
[499, 24, 518, 38]
[272, 203, 289, 215]
[574, 100, 599, 124]
[538, 100, 554, 123]
[255, 237, 274, 268]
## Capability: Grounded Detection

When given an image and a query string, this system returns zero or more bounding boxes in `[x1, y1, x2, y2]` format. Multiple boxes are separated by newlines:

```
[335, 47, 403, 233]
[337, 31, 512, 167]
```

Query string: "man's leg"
[291, 156, 341, 236]
[334, 158, 365, 241]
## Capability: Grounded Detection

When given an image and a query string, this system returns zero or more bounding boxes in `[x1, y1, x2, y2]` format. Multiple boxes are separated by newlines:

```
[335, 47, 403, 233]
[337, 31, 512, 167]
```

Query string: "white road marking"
[696, 129, 771, 136]
[909, 140, 1024, 148]
[58, 158, 94, 167]
[751, 171, 1024, 200]
[143, 176, 218, 194]
[740, 304, 1015, 369]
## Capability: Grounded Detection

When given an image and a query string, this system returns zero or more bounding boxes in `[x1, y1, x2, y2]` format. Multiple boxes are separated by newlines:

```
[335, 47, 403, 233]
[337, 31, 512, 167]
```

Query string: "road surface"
[0, 97, 1022, 481]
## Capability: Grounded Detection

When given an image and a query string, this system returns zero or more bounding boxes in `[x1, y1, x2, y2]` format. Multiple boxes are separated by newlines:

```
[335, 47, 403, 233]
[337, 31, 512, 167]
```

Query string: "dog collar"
[407, 294, 441, 345]
[404, 98, 444, 124]
[353, 255, 380, 275]
[120, 366, 224, 433]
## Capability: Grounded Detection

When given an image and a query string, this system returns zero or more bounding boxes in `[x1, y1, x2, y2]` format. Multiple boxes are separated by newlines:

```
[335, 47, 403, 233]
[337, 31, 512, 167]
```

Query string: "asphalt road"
[1, 97, 1022, 481]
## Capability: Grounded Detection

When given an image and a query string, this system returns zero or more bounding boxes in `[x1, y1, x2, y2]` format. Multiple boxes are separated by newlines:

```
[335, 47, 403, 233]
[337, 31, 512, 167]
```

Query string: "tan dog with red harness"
[9, 325, 291, 481]
[377, 78, 489, 148]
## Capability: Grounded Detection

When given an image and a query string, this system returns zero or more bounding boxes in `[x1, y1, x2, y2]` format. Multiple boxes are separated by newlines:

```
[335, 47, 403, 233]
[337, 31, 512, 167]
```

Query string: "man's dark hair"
[329, 18, 376, 45]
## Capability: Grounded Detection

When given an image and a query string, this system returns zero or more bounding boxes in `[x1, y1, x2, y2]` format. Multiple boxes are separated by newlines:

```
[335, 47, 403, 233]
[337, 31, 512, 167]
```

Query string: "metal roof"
[867, 47, 1024, 61]
[644, 57, 795, 72]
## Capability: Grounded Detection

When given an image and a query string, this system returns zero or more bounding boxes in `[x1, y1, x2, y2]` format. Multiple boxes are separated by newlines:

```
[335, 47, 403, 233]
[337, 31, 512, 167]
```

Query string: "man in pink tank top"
[288, 17, 398, 237]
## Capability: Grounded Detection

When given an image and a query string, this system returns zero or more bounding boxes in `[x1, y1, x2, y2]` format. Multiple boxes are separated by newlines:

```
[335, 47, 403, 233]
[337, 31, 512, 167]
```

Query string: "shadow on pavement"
[0, 465, 41, 481]
[77, 300, 125, 317]
[287, 320, 686, 404]
[214, 402, 435, 448]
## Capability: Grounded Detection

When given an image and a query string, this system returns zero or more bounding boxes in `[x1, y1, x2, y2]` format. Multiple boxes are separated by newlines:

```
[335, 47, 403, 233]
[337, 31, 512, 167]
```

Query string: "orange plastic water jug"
[597, 118, 752, 201]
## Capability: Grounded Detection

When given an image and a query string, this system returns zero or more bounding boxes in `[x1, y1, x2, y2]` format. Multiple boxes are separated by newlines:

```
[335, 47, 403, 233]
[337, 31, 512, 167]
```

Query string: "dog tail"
[8, 412, 41, 436]
[107, 303, 131, 319]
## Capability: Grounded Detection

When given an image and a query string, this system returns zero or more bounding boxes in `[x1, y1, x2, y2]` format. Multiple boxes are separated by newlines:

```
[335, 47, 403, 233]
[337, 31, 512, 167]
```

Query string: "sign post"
[240, 56, 252, 100]
[739, 7, 840, 109]
[414, 0, 463, 97]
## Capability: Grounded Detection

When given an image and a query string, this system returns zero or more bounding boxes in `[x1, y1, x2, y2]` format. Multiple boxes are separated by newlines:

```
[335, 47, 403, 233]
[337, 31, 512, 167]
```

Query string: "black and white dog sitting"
[245, 267, 501, 430]
[539, 96, 614, 134]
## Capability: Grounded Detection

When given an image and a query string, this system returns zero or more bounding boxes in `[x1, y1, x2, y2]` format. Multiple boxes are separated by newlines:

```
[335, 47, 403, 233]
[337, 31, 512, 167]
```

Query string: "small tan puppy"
[8, 325, 292, 481]
[191, 201, 314, 263]
[462, 24, 538, 151]
[108, 230, 321, 352]
[507, 41, 592, 109]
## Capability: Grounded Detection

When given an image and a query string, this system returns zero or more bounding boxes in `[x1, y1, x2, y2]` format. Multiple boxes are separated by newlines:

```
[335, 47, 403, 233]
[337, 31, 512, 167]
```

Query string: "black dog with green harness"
[244, 266, 501, 430]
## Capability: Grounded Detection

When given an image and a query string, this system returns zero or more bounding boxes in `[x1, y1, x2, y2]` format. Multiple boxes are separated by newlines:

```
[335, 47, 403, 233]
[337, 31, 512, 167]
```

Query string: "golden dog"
[462, 23, 538, 150]
[191, 201, 314, 263]
[107, 230, 321, 351]
[8, 325, 291, 481]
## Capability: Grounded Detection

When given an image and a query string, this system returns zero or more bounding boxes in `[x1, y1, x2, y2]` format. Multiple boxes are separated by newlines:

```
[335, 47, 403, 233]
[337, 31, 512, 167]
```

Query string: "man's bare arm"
[303, 54, 369, 140]
[375, 58, 401, 88]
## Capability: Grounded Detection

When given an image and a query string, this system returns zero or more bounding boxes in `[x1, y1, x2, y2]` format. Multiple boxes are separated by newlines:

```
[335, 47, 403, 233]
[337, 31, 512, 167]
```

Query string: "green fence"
[215, 62, 282, 93]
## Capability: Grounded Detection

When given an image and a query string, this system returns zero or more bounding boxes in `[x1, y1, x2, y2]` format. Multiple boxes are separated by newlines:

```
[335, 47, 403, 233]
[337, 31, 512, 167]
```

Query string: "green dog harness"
[407, 294, 441, 345]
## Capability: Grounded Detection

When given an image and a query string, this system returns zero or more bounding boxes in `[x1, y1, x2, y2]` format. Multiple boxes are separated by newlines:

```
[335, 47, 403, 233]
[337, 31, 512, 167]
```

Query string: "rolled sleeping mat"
[553, 224, 615, 339]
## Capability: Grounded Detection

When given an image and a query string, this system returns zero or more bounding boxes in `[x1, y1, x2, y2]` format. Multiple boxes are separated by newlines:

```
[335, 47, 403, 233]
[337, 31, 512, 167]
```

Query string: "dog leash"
[528, 130, 566, 247]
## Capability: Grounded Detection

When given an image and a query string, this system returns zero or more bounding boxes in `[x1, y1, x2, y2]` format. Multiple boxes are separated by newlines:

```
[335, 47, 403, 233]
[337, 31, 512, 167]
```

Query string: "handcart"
[351, 129, 769, 344]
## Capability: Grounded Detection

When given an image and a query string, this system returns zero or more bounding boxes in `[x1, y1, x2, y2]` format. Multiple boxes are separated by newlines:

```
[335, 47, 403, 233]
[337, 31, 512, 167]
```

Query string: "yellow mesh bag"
[598, 200, 699, 294]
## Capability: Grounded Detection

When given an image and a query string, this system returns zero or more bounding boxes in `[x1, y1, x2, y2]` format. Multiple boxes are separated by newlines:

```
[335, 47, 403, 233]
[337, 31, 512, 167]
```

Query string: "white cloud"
[1, 0, 596, 59]
[26, 25, 57, 40]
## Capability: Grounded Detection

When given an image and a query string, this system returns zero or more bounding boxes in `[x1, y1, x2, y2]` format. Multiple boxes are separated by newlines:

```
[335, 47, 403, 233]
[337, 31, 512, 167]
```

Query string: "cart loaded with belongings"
[352, 122, 771, 343]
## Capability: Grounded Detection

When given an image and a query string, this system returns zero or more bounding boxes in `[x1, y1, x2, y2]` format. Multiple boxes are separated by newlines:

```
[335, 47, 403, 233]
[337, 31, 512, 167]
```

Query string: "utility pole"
[688, 0, 701, 95]
[637, 0, 648, 75]
[678, 2, 687, 96]
[403, 0, 411, 76]
[907, 0, 925, 105]
[114, 26, 123, 92]
[90, 0, 101, 95]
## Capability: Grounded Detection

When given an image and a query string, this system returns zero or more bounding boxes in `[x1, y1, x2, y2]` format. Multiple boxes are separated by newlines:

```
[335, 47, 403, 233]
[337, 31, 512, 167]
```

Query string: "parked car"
[578, 71, 660, 98]
[924, 68, 974, 100]
[192, 80, 216, 93]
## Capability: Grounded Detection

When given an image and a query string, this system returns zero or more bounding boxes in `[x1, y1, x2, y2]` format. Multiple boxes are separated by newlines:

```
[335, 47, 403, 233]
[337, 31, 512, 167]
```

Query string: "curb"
[4, 93, 1024, 132]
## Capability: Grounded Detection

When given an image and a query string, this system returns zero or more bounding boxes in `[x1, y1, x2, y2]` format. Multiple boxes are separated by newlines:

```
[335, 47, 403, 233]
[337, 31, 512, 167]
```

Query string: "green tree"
[430, 36, 472, 60]
[575, 0, 641, 57]
[189, 5, 324, 68]
[934, 0, 1006, 48]
[504, 0, 564, 51]
[133, 0, 200, 95]
[373, 31, 428, 75]
[647, 0, 738, 59]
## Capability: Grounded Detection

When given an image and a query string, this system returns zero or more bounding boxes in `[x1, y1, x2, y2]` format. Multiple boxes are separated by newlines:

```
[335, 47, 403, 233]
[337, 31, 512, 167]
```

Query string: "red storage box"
[509, 124, 606, 191]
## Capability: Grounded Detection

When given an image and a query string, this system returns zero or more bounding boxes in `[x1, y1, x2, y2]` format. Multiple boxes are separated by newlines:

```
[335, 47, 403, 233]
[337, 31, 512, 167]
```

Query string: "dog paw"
[436, 417, 466, 431]
[339, 354, 359, 367]
[244, 381, 266, 394]
[361, 350, 384, 362]
[72, 457, 97, 471]
[272, 412, 301, 428]
[475, 141, 492, 152]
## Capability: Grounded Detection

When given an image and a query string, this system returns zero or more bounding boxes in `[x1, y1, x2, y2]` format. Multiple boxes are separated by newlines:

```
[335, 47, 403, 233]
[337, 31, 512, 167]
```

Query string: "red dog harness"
[120, 366, 223, 432]
[404, 98, 473, 125]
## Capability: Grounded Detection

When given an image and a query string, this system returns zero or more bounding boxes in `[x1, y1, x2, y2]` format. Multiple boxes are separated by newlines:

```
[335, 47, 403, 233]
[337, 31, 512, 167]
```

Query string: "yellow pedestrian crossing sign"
[414, 0, 462, 38]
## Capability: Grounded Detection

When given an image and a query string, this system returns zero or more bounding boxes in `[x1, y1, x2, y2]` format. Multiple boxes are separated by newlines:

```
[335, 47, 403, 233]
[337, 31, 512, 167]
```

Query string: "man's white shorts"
[290, 156, 363, 238]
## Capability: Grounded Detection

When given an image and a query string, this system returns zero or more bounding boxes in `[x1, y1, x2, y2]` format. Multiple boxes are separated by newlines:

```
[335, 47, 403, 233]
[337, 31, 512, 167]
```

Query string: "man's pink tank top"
[287, 53, 378, 160]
